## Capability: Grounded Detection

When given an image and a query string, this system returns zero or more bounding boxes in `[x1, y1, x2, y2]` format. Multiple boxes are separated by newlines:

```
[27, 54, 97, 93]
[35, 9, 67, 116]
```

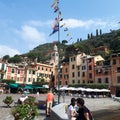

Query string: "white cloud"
[62, 18, 120, 31]
[63, 18, 107, 29]
[0, 45, 20, 58]
[20, 25, 46, 42]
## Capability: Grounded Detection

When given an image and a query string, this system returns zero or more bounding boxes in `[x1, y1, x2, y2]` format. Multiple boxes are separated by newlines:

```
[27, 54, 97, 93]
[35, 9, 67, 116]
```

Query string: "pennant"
[51, 0, 59, 7]
[67, 33, 70, 36]
[69, 37, 73, 41]
[60, 23, 66, 28]
[64, 27, 68, 31]
[59, 11, 61, 16]
[54, 5, 59, 12]
[49, 24, 59, 36]
[59, 18, 63, 21]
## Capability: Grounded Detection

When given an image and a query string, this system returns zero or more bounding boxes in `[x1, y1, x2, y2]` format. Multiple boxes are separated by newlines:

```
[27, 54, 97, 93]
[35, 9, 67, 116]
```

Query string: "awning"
[24, 85, 33, 89]
[9, 83, 18, 88]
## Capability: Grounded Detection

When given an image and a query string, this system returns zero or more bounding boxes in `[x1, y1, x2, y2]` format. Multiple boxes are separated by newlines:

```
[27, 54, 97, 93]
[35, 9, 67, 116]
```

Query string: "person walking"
[76, 97, 93, 120]
[46, 89, 54, 117]
[67, 98, 77, 120]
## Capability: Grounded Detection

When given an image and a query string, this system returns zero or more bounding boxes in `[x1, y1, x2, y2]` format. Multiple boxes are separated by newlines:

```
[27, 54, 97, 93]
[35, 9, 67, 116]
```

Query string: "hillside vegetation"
[3, 29, 120, 64]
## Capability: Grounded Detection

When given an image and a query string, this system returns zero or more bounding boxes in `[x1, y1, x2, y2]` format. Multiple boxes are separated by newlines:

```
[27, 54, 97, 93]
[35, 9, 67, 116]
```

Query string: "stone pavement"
[0, 93, 120, 120]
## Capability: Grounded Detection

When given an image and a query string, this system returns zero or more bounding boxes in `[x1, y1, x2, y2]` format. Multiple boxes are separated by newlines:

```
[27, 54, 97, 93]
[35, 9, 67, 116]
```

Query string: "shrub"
[3, 96, 14, 107]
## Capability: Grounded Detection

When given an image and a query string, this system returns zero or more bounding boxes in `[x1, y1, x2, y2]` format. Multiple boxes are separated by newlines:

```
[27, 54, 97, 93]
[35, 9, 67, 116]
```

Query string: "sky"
[0, 0, 120, 58]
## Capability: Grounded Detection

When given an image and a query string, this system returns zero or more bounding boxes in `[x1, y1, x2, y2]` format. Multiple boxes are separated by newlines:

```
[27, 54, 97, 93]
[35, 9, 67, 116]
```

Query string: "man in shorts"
[46, 89, 54, 117]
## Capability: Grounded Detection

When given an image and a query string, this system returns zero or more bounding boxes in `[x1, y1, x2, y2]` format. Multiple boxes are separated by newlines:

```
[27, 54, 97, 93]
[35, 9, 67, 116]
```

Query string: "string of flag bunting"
[49, 0, 73, 42]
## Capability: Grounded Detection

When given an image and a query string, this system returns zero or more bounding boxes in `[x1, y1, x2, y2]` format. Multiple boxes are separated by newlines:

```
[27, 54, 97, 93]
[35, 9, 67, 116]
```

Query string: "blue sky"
[0, 0, 120, 57]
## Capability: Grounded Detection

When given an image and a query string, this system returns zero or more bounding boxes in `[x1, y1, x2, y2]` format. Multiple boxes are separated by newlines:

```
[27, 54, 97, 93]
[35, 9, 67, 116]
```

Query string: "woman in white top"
[67, 98, 77, 120]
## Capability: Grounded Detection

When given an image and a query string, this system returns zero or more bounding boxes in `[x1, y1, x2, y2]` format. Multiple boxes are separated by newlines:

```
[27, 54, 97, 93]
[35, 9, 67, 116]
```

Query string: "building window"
[82, 72, 85, 77]
[29, 70, 31, 74]
[105, 78, 109, 83]
[117, 67, 120, 72]
[72, 72, 75, 77]
[33, 78, 35, 82]
[89, 73, 92, 78]
[83, 80, 85, 83]
[117, 76, 120, 83]
[17, 77, 19, 81]
[82, 66, 86, 70]
[78, 80, 80, 84]
[104, 70, 108, 75]
[1, 74, 4, 79]
[12, 68, 14, 73]
[1, 64, 4, 70]
[65, 81, 68, 85]
[28, 78, 30, 82]
[77, 66, 80, 70]
[38, 66, 40, 70]
[72, 80, 75, 84]
[67, 75, 69, 79]
[78, 71, 80, 77]
[32, 70, 35, 74]
[89, 65, 92, 70]
[98, 78, 101, 83]
[65, 68, 68, 72]
[113, 59, 116, 65]
[18, 70, 20, 74]
[60, 74, 62, 79]
[74, 57, 75, 61]
[72, 64, 75, 69]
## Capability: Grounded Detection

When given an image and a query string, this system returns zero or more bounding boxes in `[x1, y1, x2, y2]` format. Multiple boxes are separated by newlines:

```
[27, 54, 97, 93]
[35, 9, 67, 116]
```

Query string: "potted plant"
[11, 96, 38, 120]
[11, 104, 38, 120]
[3, 96, 14, 107]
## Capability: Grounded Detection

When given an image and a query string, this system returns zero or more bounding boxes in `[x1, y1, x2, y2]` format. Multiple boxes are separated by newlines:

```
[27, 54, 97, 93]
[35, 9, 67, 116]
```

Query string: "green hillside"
[31, 29, 120, 64]
[4, 29, 120, 64]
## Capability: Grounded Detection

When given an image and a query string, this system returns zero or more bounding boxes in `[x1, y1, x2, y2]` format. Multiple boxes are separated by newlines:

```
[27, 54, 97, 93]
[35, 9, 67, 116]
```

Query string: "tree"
[27, 52, 37, 61]
[8, 55, 22, 63]
[96, 29, 98, 36]
[62, 40, 68, 45]
[2, 55, 10, 61]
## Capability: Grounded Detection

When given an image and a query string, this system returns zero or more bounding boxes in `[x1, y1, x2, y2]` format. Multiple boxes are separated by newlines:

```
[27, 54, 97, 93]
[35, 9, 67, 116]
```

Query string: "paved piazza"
[0, 93, 120, 120]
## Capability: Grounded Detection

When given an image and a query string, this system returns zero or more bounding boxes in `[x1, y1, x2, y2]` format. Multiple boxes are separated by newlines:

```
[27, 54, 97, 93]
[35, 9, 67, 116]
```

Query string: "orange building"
[5, 64, 25, 83]
[110, 53, 120, 96]
[91, 46, 109, 54]
[60, 62, 69, 86]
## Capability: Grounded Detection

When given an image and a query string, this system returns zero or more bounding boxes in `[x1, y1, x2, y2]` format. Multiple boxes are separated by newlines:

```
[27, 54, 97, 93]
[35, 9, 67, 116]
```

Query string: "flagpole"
[57, 2, 60, 104]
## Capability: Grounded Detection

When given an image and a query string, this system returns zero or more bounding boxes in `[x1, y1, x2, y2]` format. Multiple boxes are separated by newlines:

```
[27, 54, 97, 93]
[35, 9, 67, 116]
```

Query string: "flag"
[59, 18, 63, 21]
[54, 5, 59, 12]
[67, 33, 70, 36]
[49, 28, 59, 36]
[60, 23, 66, 28]
[49, 24, 59, 36]
[69, 37, 73, 41]
[59, 11, 62, 16]
[51, 0, 59, 7]
[64, 27, 68, 31]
